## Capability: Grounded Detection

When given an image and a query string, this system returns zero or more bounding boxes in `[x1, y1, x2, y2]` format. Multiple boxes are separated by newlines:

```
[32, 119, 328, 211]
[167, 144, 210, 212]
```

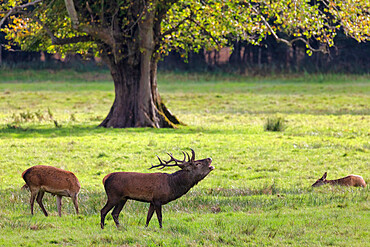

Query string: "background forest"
[1, 32, 369, 74]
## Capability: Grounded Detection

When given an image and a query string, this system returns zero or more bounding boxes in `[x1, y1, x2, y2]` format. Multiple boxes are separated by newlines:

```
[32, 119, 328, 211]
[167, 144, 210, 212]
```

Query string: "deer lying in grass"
[312, 172, 366, 187]
[22, 165, 81, 216]
[100, 149, 214, 229]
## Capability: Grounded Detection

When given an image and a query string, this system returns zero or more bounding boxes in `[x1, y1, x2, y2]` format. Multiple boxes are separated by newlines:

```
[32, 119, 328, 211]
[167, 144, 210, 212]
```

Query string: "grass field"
[0, 70, 369, 246]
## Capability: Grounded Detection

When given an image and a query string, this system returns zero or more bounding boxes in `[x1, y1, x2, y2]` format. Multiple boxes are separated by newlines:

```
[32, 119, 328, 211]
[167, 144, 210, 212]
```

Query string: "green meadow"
[0, 70, 369, 246]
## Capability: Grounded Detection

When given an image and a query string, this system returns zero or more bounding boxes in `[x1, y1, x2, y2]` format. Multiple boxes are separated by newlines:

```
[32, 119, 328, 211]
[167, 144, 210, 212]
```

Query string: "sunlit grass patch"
[0, 71, 369, 246]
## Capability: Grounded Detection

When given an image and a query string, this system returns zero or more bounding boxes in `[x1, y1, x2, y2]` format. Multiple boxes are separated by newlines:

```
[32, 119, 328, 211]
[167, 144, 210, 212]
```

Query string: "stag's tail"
[102, 173, 112, 186]
[21, 184, 29, 190]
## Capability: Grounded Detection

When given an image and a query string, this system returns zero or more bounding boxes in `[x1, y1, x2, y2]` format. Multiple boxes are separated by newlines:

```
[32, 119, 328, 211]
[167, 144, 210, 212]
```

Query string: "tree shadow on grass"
[0, 124, 230, 139]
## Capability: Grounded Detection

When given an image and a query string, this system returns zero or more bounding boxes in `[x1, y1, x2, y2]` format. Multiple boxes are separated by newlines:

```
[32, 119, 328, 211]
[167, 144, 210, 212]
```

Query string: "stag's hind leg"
[36, 190, 48, 216]
[101, 197, 120, 229]
[29, 189, 38, 215]
[111, 199, 127, 228]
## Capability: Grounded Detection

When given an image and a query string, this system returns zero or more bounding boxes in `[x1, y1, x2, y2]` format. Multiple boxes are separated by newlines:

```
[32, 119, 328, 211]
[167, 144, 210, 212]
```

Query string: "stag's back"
[343, 175, 366, 187]
[22, 165, 80, 196]
[103, 172, 171, 203]
[326, 175, 366, 187]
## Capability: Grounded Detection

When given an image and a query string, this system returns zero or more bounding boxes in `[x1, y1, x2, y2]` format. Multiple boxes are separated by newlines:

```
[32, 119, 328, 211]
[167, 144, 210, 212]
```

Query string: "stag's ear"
[178, 164, 186, 170]
[321, 172, 327, 180]
[181, 163, 194, 171]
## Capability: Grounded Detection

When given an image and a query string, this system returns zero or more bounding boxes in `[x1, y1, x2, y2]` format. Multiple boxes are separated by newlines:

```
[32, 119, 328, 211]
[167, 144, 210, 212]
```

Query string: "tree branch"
[63, 0, 79, 28]
[23, 11, 93, 45]
[1, 0, 112, 48]
[188, 17, 220, 48]
[62, 1, 114, 46]
[249, 4, 327, 53]
[160, 13, 193, 38]
[123, 0, 148, 34]
[85, 1, 95, 23]
[100, 0, 105, 26]
[79, 24, 114, 46]
[51, 35, 93, 45]
[0, 0, 43, 28]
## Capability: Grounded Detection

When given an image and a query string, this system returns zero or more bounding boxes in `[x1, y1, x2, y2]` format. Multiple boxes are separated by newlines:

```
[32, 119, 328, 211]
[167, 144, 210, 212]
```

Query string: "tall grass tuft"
[264, 117, 285, 132]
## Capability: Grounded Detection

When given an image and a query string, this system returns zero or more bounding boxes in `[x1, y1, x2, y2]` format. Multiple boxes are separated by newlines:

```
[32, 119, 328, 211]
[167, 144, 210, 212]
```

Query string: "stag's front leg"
[71, 194, 79, 215]
[29, 189, 38, 215]
[145, 203, 155, 227]
[154, 203, 163, 228]
[56, 195, 62, 217]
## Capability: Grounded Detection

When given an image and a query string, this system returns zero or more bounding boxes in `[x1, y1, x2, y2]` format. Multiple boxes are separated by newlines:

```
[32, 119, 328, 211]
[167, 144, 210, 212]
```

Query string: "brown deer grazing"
[22, 165, 81, 217]
[100, 149, 214, 229]
[312, 172, 366, 187]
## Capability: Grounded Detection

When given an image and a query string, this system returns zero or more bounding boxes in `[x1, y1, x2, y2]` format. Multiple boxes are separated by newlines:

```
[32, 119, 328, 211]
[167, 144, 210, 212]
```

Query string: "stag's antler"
[149, 151, 191, 170]
[190, 148, 195, 162]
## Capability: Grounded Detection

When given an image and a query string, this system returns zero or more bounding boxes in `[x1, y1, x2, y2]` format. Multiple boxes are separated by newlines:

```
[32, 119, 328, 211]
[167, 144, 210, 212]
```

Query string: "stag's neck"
[326, 177, 347, 185]
[168, 170, 197, 200]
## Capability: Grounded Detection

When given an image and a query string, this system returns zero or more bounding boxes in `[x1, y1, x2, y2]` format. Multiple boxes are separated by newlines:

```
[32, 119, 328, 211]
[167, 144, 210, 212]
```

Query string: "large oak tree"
[1, 0, 369, 128]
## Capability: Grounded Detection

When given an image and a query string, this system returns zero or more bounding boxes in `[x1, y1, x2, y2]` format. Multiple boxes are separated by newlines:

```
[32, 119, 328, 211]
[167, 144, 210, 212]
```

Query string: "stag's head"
[312, 172, 327, 187]
[150, 149, 214, 180]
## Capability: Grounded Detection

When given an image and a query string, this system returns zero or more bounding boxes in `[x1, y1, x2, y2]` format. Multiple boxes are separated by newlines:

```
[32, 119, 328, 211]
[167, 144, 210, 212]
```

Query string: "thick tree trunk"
[98, 58, 180, 128]
[98, 7, 180, 128]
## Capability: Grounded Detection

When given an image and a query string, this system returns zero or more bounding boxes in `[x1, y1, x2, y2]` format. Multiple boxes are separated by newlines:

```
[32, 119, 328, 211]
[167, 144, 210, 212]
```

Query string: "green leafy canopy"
[1, 0, 369, 58]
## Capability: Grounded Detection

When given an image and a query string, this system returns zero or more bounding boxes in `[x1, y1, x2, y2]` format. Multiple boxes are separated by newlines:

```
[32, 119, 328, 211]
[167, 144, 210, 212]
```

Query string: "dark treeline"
[1, 32, 369, 74]
[159, 34, 370, 74]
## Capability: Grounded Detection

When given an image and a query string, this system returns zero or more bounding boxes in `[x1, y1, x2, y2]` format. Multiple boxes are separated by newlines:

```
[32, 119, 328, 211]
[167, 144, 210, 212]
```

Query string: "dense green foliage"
[1, 0, 369, 56]
[0, 71, 369, 246]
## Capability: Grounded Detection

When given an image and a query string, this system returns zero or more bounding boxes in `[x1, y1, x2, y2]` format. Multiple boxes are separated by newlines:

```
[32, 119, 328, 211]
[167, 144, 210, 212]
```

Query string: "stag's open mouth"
[208, 158, 214, 170]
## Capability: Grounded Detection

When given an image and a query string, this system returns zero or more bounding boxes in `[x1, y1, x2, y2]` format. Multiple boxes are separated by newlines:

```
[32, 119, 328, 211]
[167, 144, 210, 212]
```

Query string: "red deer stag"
[22, 165, 81, 216]
[100, 149, 214, 229]
[312, 172, 366, 187]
